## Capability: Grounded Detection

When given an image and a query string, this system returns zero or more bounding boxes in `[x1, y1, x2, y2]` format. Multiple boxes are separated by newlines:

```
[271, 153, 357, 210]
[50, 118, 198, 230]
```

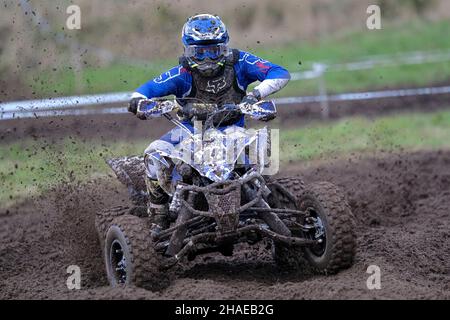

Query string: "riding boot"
[145, 176, 170, 230]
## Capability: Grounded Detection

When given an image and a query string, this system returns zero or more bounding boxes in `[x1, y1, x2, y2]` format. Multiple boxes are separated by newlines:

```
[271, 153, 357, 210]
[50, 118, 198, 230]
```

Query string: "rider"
[128, 14, 290, 228]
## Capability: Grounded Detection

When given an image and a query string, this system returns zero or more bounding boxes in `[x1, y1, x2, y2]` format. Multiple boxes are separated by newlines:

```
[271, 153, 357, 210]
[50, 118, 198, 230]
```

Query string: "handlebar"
[136, 98, 276, 122]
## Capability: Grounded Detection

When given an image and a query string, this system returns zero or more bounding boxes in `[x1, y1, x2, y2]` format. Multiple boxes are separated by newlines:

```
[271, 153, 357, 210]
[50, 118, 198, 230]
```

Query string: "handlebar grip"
[136, 99, 177, 119]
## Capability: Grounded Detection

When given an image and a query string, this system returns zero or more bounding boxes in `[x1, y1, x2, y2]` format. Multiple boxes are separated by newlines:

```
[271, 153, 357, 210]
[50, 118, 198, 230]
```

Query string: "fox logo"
[205, 77, 227, 93]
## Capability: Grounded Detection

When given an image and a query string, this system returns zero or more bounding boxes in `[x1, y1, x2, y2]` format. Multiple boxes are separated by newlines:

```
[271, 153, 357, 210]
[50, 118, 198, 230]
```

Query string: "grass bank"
[29, 20, 450, 98]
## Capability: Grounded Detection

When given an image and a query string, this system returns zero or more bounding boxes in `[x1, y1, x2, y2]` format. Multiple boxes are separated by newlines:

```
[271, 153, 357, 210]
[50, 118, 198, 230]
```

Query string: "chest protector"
[179, 49, 246, 126]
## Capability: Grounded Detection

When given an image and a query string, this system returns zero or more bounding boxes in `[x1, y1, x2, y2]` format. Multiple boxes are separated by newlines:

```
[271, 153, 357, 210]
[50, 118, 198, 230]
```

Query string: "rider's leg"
[144, 141, 173, 229]
[144, 175, 170, 229]
[143, 126, 191, 229]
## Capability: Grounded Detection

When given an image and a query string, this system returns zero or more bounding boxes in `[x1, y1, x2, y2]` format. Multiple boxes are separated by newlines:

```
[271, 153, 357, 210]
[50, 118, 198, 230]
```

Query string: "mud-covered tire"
[95, 206, 129, 245]
[95, 205, 147, 248]
[300, 182, 356, 273]
[266, 177, 305, 209]
[104, 214, 169, 291]
[267, 177, 307, 269]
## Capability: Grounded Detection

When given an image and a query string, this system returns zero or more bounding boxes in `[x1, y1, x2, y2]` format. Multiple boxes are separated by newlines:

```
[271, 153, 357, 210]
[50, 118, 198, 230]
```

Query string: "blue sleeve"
[135, 66, 192, 98]
[237, 51, 290, 83]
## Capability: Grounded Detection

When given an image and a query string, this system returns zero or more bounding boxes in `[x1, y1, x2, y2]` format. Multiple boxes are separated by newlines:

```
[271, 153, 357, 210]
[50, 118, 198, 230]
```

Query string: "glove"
[241, 89, 261, 106]
[136, 109, 148, 120]
[128, 97, 143, 115]
[241, 94, 258, 106]
[137, 100, 165, 120]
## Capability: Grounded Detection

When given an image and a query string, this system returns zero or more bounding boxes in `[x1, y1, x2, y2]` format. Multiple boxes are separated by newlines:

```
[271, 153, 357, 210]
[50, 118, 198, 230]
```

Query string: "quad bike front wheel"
[270, 178, 356, 273]
[299, 182, 356, 273]
[95, 205, 148, 249]
[104, 214, 169, 290]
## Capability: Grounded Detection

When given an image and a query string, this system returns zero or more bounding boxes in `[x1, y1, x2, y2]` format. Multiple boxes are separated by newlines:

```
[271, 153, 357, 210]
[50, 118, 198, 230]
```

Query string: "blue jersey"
[135, 51, 290, 99]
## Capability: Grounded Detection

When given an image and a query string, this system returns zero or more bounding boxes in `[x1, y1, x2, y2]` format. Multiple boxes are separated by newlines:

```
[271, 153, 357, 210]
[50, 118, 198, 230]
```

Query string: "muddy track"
[0, 150, 448, 300]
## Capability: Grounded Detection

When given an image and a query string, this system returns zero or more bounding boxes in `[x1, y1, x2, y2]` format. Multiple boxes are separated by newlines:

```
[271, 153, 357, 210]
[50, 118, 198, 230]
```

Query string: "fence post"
[70, 42, 85, 93]
[314, 63, 329, 119]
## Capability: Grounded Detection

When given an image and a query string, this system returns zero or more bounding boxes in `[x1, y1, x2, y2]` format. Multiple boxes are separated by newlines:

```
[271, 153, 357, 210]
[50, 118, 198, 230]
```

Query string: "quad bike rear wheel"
[104, 214, 169, 291]
[269, 178, 356, 273]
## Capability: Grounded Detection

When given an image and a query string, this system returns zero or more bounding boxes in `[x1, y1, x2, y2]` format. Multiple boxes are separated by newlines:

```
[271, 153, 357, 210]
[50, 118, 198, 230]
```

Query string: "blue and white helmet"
[182, 14, 229, 46]
[181, 14, 230, 76]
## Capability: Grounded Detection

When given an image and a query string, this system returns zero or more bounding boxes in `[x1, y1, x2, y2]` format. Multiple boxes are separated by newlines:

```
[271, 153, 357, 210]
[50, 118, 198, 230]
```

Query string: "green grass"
[255, 20, 450, 70]
[280, 109, 450, 161]
[2, 109, 450, 208]
[273, 62, 450, 97]
[28, 20, 450, 98]
[30, 61, 174, 97]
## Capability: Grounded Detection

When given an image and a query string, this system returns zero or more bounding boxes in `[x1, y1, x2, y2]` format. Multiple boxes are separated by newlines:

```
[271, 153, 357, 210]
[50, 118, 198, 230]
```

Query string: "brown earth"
[0, 150, 449, 300]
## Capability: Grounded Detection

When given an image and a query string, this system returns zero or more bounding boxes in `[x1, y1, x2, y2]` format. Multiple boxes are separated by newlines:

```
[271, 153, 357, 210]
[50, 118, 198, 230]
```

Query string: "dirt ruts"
[0, 150, 448, 300]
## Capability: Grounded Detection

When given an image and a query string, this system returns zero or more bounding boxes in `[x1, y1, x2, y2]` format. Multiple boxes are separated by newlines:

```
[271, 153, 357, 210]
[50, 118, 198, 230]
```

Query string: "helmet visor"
[184, 44, 228, 61]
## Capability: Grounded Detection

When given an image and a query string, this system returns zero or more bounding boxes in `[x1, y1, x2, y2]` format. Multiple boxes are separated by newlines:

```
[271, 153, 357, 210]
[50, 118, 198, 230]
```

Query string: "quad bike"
[95, 98, 356, 291]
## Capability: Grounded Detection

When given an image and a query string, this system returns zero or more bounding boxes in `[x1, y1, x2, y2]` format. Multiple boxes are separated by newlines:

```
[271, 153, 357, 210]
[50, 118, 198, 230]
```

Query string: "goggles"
[184, 44, 228, 61]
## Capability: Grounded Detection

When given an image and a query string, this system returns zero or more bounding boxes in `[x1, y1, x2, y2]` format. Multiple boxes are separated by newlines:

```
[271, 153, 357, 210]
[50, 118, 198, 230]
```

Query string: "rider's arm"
[128, 66, 192, 115]
[132, 65, 192, 100]
[236, 51, 290, 99]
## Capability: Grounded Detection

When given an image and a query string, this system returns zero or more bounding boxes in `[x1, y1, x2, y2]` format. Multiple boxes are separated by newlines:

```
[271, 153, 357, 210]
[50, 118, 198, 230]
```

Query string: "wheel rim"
[305, 208, 327, 257]
[110, 239, 127, 284]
